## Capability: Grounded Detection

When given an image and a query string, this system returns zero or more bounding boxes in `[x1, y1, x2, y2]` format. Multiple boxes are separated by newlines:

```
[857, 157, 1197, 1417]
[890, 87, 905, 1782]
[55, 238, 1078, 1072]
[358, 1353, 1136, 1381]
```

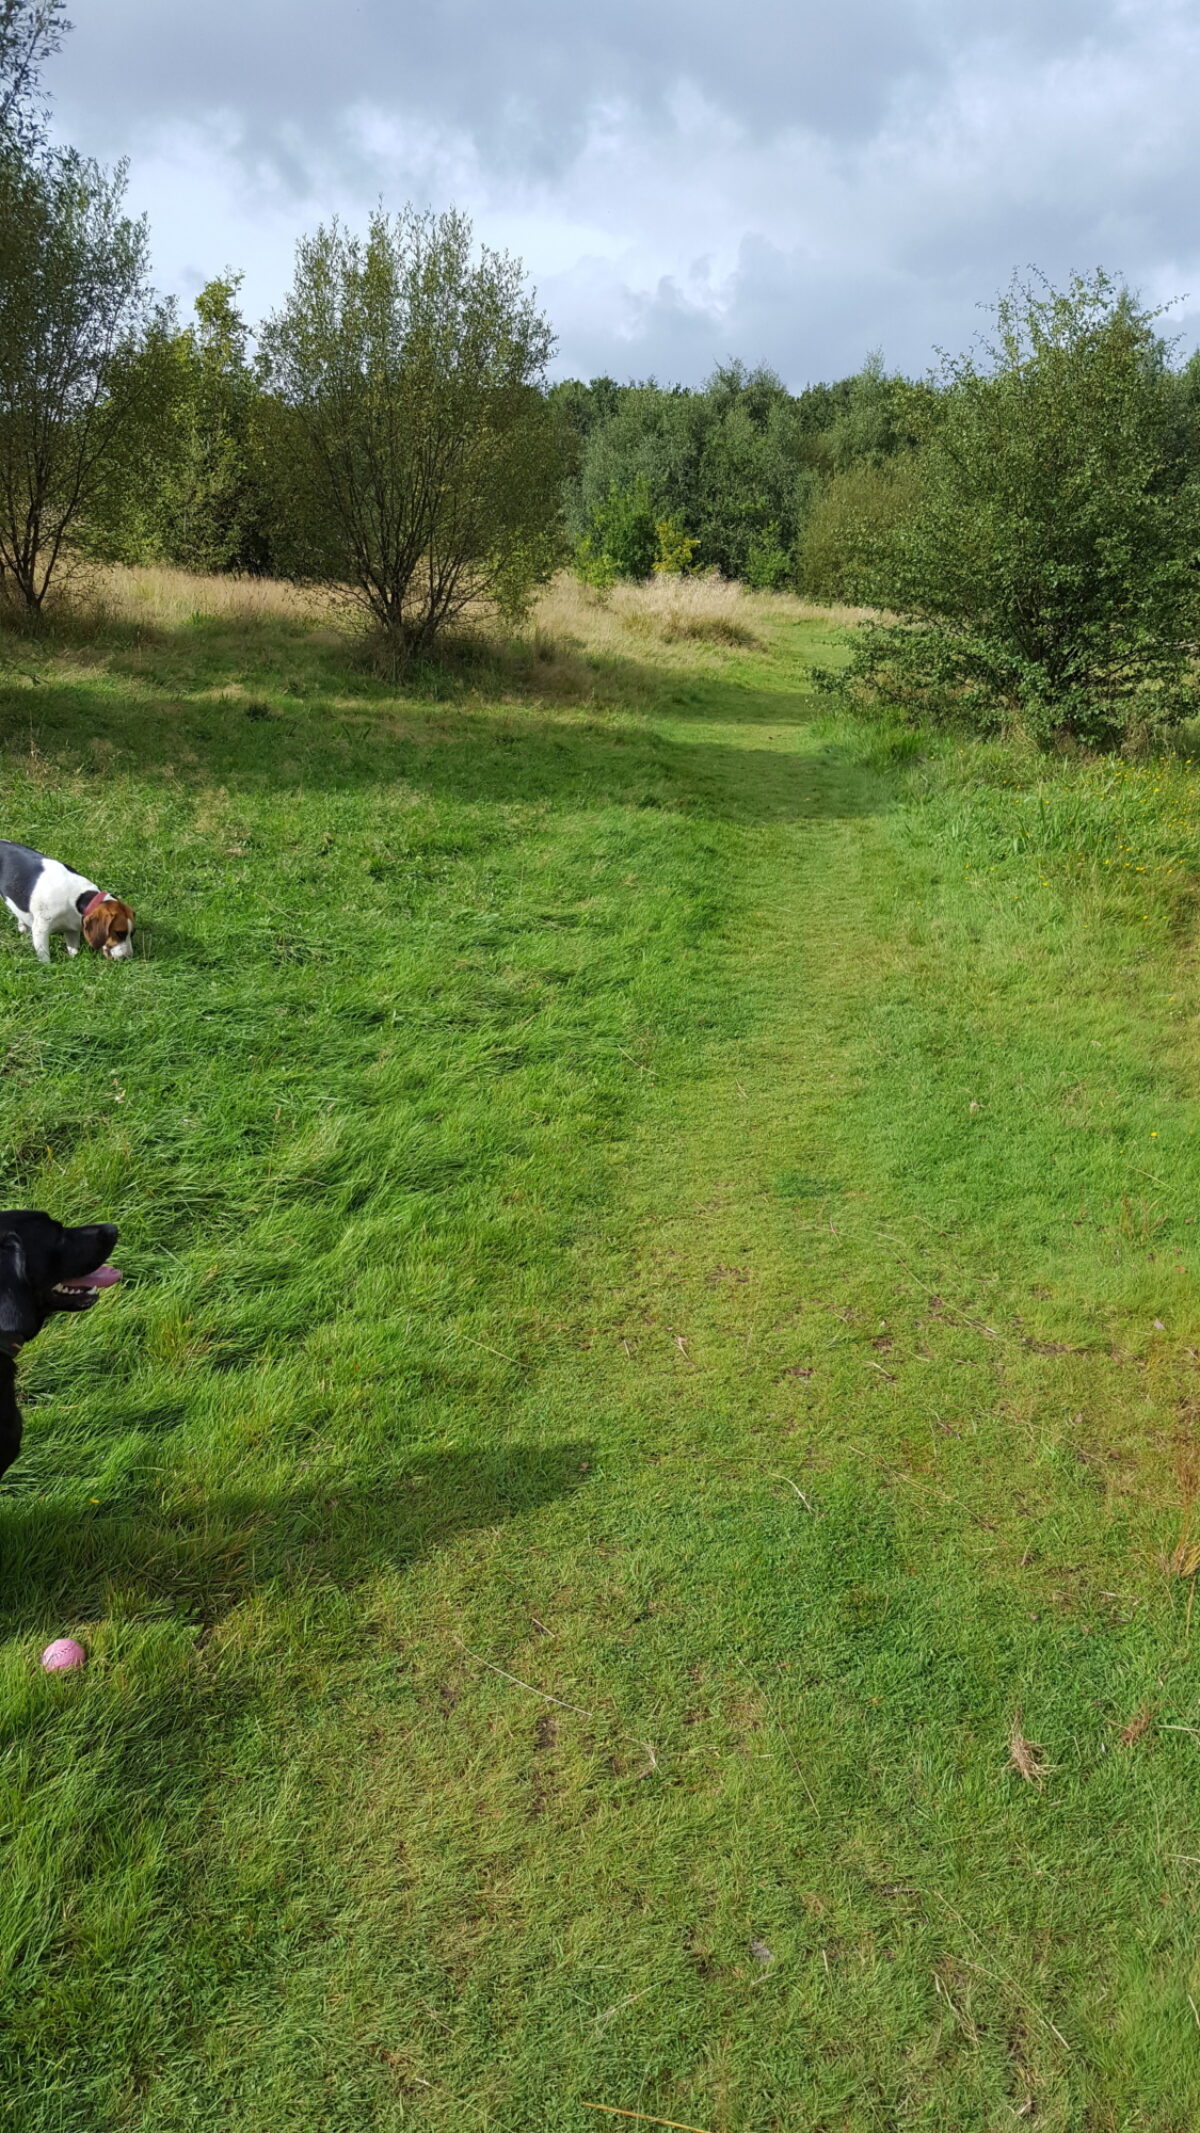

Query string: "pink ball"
[41, 1637, 87, 1672]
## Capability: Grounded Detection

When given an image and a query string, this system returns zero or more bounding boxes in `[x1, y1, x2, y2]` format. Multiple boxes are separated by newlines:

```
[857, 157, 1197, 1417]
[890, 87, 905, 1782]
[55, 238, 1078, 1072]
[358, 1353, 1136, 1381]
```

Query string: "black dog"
[0, 1211, 120, 1480]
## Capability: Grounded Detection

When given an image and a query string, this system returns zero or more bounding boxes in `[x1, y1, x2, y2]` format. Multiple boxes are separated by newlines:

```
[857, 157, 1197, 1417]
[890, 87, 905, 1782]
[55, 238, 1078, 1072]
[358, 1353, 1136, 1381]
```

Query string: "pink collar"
[82, 892, 108, 919]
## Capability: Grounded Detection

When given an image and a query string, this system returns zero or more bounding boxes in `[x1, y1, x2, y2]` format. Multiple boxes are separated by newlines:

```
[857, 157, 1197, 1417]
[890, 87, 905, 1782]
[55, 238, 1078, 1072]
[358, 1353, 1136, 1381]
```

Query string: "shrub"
[577, 475, 659, 581]
[652, 515, 696, 575]
[573, 532, 618, 591]
[847, 272, 1200, 748]
[798, 458, 922, 604]
[742, 526, 793, 590]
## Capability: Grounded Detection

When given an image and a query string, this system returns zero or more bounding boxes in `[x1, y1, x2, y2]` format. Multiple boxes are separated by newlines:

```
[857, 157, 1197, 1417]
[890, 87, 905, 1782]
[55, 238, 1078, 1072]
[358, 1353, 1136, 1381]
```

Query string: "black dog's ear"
[0, 1230, 33, 1342]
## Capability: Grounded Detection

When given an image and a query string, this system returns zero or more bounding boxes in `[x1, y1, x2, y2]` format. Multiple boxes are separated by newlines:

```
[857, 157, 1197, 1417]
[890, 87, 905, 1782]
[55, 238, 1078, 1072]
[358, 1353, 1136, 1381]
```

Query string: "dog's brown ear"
[83, 898, 134, 953]
[82, 904, 111, 951]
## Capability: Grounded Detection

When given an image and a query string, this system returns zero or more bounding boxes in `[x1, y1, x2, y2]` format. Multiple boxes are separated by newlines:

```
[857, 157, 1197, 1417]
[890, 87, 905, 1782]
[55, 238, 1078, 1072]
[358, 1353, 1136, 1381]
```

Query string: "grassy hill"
[4, 567, 1200, 2130]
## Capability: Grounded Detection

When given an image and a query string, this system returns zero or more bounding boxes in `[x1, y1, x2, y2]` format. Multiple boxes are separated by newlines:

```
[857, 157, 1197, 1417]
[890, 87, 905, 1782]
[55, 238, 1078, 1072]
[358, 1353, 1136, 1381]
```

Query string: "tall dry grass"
[60, 561, 329, 633]
[14, 560, 866, 672]
[537, 570, 870, 656]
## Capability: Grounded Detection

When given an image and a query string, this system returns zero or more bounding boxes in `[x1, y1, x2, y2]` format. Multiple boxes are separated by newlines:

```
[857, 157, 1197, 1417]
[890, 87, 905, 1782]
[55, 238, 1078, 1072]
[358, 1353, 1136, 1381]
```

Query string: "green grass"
[5, 575, 1200, 2130]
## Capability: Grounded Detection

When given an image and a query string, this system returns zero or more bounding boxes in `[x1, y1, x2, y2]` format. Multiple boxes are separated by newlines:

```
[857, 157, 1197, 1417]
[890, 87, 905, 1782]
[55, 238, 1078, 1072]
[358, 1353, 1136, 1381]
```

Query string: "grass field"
[5, 565, 1200, 2129]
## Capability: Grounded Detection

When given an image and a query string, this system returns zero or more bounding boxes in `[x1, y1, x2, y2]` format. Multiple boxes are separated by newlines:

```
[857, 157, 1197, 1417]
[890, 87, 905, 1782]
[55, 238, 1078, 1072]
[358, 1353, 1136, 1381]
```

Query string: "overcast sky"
[45, 0, 1200, 389]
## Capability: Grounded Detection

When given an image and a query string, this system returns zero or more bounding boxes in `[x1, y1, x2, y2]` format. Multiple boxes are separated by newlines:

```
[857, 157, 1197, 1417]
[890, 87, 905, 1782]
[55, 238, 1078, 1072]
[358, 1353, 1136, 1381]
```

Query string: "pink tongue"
[59, 1265, 121, 1290]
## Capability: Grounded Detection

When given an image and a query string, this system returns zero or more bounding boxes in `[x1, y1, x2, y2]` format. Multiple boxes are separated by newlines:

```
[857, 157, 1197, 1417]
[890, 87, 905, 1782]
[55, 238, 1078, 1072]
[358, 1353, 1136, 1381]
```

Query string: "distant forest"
[550, 355, 921, 590]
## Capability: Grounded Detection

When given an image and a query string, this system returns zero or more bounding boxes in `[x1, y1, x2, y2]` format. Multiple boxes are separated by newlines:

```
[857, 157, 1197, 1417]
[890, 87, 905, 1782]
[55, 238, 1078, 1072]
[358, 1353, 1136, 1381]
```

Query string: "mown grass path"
[4, 579, 1200, 2130]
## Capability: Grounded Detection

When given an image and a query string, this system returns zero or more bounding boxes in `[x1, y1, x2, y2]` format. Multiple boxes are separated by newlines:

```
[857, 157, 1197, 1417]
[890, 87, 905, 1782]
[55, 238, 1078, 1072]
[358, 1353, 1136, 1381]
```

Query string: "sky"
[45, 0, 1200, 390]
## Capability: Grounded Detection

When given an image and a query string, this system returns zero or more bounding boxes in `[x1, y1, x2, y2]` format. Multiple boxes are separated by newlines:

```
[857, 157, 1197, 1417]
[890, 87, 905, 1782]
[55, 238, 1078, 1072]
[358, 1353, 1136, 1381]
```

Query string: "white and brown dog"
[0, 840, 135, 964]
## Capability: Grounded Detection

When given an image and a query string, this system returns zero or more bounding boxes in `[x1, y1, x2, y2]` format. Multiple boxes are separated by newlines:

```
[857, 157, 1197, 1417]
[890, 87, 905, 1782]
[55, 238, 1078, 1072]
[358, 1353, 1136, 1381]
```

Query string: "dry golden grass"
[1008, 1719, 1050, 1786]
[535, 569, 869, 656]
[22, 560, 865, 675]
[67, 561, 329, 631]
[503, 572, 849, 704]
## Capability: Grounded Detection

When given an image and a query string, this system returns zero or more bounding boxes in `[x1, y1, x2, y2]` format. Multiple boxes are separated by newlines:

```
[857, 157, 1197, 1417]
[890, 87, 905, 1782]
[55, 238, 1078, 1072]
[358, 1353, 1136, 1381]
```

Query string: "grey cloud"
[43, 0, 1200, 386]
[545, 197, 1200, 393]
[543, 244, 967, 391]
[53, 0, 1134, 180]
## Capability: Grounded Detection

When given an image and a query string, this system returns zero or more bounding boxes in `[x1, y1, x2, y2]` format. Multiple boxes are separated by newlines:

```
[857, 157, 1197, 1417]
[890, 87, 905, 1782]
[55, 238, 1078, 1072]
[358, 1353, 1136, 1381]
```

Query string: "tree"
[816, 353, 927, 474]
[851, 272, 1200, 745]
[259, 206, 564, 653]
[0, 149, 173, 611]
[565, 383, 703, 575]
[0, 0, 69, 151]
[154, 275, 270, 573]
[562, 364, 820, 585]
[693, 372, 814, 584]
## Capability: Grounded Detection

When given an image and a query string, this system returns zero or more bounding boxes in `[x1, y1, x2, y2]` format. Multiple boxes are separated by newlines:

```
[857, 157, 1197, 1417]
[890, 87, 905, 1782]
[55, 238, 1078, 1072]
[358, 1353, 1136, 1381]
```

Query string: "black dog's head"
[0, 1211, 120, 1358]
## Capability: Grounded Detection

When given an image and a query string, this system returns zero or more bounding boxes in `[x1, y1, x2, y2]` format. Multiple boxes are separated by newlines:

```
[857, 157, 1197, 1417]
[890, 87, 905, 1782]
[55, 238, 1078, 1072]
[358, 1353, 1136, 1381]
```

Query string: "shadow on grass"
[0, 673, 884, 827]
[4, 589, 836, 713]
[0, 1440, 593, 1634]
[3, 600, 664, 711]
[113, 626, 834, 733]
[655, 674, 831, 729]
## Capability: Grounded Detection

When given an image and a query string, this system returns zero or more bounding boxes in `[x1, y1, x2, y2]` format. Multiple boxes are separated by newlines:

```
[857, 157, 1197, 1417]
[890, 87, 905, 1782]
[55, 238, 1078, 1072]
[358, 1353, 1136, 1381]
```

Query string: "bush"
[848, 272, 1200, 748]
[742, 526, 792, 590]
[576, 475, 659, 581]
[798, 457, 923, 603]
[652, 515, 696, 575]
[572, 533, 618, 591]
